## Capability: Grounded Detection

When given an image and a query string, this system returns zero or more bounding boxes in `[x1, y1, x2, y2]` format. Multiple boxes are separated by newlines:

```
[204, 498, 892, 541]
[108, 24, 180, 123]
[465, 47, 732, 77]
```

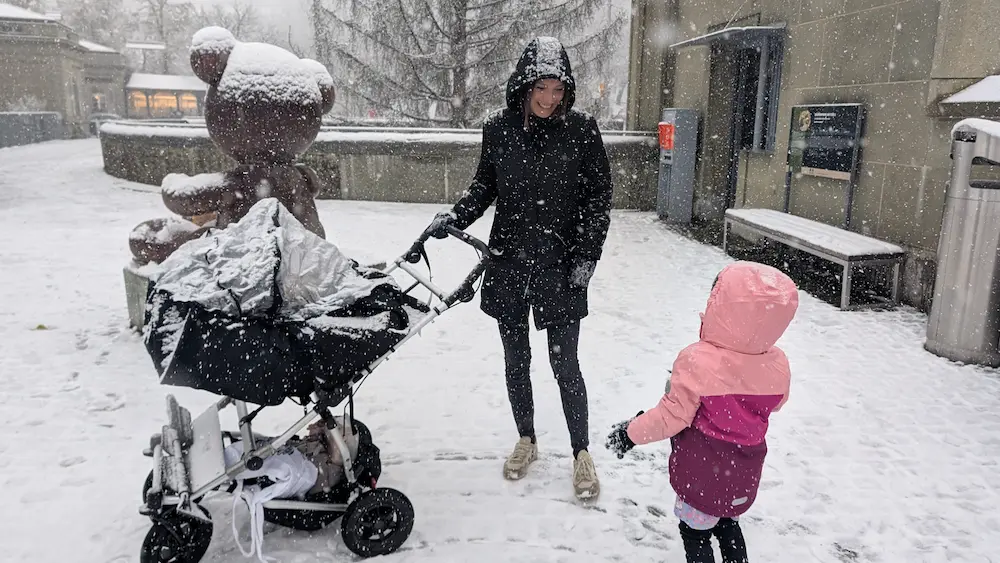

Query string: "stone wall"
[99, 122, 661, 210]
[0, 112, 65, 148]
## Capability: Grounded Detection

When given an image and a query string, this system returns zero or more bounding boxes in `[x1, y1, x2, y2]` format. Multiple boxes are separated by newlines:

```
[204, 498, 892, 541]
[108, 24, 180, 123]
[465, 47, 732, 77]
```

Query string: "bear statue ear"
[299, 59, 336, 114]
[319, 84, 336, 114]
[189, 27, 237, 85]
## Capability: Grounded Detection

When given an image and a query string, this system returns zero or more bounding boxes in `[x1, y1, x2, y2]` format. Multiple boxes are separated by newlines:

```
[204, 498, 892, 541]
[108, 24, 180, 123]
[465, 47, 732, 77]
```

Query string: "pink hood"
[700, 261, 799, 354]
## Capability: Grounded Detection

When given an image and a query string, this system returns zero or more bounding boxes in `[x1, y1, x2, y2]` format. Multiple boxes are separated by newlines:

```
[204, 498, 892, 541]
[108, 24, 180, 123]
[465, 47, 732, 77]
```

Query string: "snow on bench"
[725, 208, 904, 260]
[723, 208, 905, 309]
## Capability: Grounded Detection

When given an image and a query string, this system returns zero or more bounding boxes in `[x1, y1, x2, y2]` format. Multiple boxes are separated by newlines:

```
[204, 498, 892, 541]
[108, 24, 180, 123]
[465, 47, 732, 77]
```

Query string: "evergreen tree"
[310, 0, 627, 127]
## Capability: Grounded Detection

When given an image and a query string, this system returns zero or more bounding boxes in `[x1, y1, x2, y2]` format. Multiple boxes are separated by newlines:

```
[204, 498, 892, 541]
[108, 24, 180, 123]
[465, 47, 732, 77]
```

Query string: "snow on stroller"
[136, 199, 492, 562]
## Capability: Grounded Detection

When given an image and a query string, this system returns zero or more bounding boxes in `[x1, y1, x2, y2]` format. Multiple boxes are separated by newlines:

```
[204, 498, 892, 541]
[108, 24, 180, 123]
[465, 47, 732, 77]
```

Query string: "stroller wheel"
[340, 488, 414, 558]
[140, 505, 213, 563]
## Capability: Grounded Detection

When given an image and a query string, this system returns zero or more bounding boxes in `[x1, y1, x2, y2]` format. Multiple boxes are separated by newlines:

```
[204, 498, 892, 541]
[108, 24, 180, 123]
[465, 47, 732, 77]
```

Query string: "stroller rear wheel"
[140, 504, 213, 563]
[341, 487, 414, 558]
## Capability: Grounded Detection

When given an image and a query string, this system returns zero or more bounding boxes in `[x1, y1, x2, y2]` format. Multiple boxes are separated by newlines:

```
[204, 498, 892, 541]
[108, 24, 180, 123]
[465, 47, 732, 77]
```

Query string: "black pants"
[679, 519, 749, 563]
[498, 317, 589, 455]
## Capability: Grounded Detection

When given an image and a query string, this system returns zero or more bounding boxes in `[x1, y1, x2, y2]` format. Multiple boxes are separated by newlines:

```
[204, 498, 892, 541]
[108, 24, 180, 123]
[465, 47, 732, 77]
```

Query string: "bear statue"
[128, 26, 336, 265]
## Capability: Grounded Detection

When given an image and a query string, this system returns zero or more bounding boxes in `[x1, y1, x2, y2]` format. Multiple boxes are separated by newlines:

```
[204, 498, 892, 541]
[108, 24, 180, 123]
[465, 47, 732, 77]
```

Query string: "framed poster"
[784, 103, 866, 228]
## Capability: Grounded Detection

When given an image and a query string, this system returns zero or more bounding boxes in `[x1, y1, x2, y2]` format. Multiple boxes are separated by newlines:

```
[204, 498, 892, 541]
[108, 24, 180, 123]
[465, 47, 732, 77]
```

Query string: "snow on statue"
[128, 26, 336, 265]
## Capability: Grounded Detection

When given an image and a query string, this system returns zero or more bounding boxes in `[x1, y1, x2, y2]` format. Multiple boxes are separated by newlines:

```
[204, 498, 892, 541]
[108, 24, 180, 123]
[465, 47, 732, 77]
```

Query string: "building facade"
[125, 73, 206, 119]
[0, 4, 127, 133]
[628, 0, 1000, 310]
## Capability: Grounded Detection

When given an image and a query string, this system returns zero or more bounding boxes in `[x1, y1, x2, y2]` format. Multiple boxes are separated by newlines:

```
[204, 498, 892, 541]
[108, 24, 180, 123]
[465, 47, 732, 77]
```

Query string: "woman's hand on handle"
[428, 210, 457, 239]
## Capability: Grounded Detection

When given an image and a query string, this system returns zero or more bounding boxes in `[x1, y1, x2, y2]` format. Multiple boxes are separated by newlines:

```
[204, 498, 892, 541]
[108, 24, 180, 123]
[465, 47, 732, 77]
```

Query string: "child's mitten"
[605, 411, 643, 459]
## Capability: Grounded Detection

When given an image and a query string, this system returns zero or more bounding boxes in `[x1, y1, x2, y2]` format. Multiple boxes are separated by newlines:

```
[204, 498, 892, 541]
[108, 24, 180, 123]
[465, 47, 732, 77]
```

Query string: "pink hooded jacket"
[626, 261, 798, 518]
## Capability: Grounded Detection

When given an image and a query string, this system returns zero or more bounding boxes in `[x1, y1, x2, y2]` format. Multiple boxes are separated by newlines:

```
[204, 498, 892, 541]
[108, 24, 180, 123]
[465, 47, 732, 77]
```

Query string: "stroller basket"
[145, 282, 430, 406]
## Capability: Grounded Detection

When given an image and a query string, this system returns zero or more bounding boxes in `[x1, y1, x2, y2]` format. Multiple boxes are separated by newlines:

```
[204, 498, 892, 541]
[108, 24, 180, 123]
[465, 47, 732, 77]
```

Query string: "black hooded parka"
[451, 37, 614, 330]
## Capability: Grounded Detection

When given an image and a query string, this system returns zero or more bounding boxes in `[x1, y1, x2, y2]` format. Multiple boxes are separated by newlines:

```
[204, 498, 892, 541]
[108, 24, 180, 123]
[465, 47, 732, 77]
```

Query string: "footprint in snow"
[94, 349, 110, 365]
[59, 456, 86, 468]
[87, 392, 125, 412]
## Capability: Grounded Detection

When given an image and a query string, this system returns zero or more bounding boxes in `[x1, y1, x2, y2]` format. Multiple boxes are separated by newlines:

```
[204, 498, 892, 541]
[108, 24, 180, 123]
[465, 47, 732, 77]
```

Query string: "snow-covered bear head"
[189, 27, 336, 165]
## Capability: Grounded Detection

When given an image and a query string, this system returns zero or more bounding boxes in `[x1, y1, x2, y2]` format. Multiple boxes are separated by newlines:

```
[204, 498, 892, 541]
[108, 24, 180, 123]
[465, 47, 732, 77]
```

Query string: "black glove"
[605, 410, 643, 459]
[428, 210, 456, 239]
[568, 258, 597, 288]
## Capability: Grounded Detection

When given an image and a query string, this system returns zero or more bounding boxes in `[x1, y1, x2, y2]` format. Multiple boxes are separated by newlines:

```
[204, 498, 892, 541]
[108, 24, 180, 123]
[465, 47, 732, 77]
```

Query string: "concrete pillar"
[626, 0, 677, 131]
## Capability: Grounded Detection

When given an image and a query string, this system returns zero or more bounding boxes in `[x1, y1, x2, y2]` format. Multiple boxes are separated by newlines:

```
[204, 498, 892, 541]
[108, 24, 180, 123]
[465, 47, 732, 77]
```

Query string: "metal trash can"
[925, 119, 1000, 366]
[656, 108, 698, 224]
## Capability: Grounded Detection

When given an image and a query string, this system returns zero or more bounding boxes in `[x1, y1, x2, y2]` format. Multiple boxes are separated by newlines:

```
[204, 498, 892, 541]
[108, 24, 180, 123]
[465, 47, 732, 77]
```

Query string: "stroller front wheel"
[341, 487, 414, 558]
[140, 504, 213, 563]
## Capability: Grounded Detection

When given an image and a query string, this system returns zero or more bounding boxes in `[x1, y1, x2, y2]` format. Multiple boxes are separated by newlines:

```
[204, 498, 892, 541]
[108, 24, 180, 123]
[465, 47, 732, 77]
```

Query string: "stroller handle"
[398, 224, 494, 307]
[404, 224, 491, 264]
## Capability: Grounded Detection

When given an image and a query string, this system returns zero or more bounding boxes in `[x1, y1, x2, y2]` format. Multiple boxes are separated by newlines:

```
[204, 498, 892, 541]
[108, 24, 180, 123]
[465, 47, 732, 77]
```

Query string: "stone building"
[627, 0, 1000, 309]
[0, 3, 127, 133]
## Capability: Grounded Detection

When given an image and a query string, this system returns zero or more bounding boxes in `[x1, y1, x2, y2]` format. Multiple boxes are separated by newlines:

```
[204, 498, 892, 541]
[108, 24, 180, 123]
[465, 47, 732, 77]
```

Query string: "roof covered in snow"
[126, 73, 207, 92]
[0, 3, 55, 21]
[79, 40, 117, 54]
[942, 76, 1000, 104]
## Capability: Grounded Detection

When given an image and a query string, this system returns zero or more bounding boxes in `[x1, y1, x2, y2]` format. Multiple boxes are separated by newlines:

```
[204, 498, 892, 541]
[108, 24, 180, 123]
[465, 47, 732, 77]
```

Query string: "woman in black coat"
[427, 36, 613, 500]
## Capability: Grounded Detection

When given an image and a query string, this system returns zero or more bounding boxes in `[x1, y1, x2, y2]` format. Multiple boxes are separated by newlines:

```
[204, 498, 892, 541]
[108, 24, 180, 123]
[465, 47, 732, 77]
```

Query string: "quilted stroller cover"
[142, 198, 424, 406]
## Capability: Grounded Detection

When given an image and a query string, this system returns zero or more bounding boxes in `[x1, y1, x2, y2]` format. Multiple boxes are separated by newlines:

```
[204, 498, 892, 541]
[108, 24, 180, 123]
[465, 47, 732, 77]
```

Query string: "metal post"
[235, 400, 256, 453]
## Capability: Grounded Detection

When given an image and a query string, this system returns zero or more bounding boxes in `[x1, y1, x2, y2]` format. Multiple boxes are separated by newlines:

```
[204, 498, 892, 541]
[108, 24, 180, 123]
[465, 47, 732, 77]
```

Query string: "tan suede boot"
[502, 436, 537, 480]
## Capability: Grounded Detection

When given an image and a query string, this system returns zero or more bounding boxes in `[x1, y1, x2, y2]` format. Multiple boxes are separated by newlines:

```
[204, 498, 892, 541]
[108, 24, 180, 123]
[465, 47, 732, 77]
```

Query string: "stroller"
[136, 200, 492, 562]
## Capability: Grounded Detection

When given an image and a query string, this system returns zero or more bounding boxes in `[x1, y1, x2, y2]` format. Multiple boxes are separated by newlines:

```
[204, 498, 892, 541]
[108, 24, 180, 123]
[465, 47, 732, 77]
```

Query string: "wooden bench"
[722, 208, 906, 309]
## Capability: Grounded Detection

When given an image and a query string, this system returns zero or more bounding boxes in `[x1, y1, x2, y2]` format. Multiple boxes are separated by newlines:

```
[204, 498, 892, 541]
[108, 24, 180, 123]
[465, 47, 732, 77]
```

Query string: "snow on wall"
[78, 40, 117, 54]
[0, 4, 51, 21]
[99, 122, 211, 138]
[99, 121, 655, 146]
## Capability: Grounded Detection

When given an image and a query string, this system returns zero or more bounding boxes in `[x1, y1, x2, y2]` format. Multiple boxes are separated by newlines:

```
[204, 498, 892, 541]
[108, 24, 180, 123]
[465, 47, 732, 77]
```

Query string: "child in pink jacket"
[605, 261, 798, 563]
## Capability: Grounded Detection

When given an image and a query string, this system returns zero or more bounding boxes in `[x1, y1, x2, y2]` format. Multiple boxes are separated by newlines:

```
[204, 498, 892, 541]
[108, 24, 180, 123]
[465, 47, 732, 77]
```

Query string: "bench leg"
[840, 263, 853, 309]
[722, 220, 730, 255]
[891, 260, 901, 305]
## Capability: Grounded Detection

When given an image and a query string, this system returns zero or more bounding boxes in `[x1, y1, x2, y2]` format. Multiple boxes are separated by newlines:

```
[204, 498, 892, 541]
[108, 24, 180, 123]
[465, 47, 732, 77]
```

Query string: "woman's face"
[528, 78, 565, 118]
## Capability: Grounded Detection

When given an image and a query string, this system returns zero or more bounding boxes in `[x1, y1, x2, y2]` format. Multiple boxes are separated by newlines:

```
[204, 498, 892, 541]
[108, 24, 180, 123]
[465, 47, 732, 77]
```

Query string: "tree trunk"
[448, 0, 470, 128]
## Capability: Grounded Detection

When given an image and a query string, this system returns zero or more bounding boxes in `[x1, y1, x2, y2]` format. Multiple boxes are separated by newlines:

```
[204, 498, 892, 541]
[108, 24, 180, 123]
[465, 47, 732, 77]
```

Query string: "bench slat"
[725, 208, 904, 261]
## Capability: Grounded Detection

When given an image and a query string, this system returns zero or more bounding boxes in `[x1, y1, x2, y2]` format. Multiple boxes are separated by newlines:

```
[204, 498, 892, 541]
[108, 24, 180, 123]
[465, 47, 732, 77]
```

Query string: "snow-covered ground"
[2, 139, 999, 563]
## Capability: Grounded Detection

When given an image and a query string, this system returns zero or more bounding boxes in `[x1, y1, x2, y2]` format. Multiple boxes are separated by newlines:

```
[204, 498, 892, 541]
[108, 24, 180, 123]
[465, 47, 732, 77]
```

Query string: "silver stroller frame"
[139, 225, 492, 560]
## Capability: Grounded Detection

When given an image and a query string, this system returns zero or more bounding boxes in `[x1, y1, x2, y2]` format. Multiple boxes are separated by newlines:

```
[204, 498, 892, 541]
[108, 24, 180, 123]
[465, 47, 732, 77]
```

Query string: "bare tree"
[134, 0, 195, 74]
[57, 0, 127, 49]
[193, 0, 283, 46]
[310, 0, 627, 128]
[4, 0, 47, 12]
